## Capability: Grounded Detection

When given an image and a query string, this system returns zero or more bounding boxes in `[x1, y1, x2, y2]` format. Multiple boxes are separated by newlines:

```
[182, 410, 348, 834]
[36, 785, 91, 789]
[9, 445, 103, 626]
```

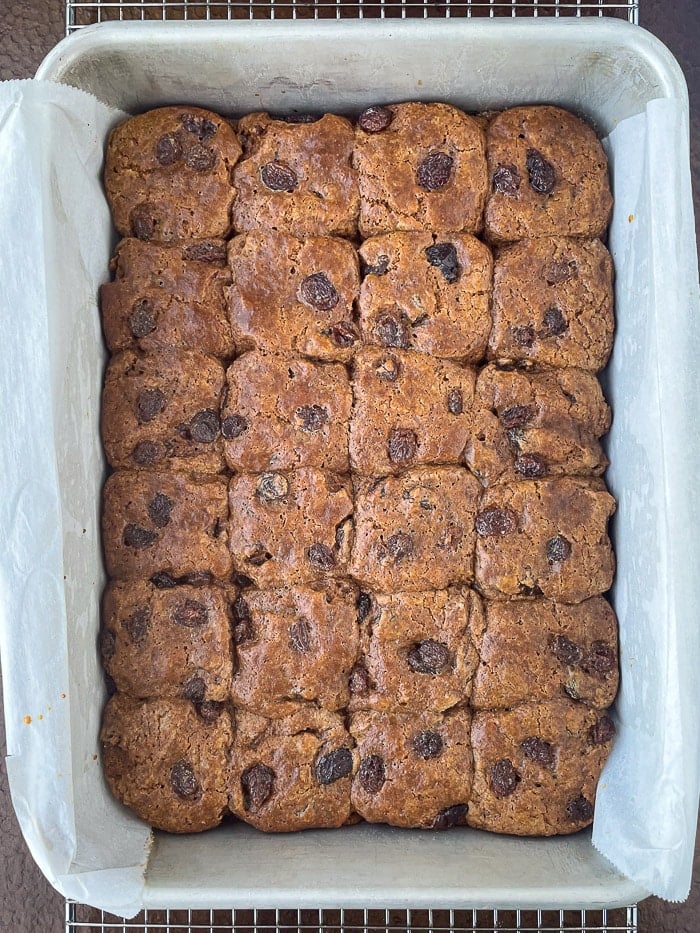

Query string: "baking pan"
[3, 16, 696, 913]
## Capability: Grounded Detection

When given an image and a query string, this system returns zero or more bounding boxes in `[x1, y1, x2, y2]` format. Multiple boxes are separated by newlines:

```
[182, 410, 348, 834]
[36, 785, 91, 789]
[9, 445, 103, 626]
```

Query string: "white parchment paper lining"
[0, 78, 698, 915]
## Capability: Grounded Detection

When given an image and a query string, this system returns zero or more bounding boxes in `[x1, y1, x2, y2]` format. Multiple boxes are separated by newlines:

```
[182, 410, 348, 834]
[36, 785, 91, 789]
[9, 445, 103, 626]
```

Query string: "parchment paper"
[0, 78, 698, 914]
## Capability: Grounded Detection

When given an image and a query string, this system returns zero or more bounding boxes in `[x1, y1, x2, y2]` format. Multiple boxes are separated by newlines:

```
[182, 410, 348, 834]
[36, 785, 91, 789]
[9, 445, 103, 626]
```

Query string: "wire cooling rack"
[65, 0, 639, 26]
[66, 905, 640, 931]
[63, 0, 638, 930]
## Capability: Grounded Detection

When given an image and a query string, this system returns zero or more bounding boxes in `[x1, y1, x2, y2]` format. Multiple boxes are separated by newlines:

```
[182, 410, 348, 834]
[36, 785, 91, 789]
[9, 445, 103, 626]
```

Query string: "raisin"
[150, 571, 177, 589]
[349, 663, 371, 695]
[307, 543, 336, 571]
[363, 254, 390, 277]
[100, 629, 116, 661]
[500, 405, 534, 430]
[147, 492, 173, 528]
[545, 259, 577, 285]
[512, 325, 536, 348]
[589, 715, 616, 745]
[522, 736, 555, 768]
[425, 243, 460, 284]
[546, 534, 572, 563]
[329, 322, 358, 348]
[358, 106, 393, 133]
[407, 639, 450, 674]
[296, 404, 329, 432]
[130, 299, 157, 338]
[542, 307, 568, 337]
[388, 427, 418, 464]
[260, 162, 298, 192]
[299, 272, 339, 311]
[289, 618, 312, 653]
[155, 133, 182, 165]
[316, 748, 353, 785]
[184, 144, 217, 172]
[198, 700, 224, 723]
[447, 389, 463, 415]
[566, 795, 594, 822]
[122, 606, 151, 644]
[493, 164, 521, 194]
[550, 634, 583, 665]
[242, 764, 275, 811]
[374, 312, 410, 349]
[181, 676, 206, 703]
[221, 414, 249, 438]
[356, 592, 373, 622]
[433, 804, 468, 830]
[246, 545, 271, 567]
[181, 113, 218, 140]
[123, 524, 157, 548]
[256, 472, 288, 502]
[189, 409, 220, 443]
[183, 241, 227, 263]
[136, 388, 166, 424]
[417, 152, 453, 191]
[131, 206, 156, 241]
[514, 453, 548, 478]
[386, 532, 413, 562]
[582, 641, 616, 675]
[169, 759, 201, 800]
[133, 441, 163, 465]
[172, 598, 208, 628]
[358, 755, 386, 794]
[490, 759, 520, 798]
[413, 731, 444, 759]
[475, 508, 517, 537]
[376, 356, 400, 382]
[526, 148, 556, 194]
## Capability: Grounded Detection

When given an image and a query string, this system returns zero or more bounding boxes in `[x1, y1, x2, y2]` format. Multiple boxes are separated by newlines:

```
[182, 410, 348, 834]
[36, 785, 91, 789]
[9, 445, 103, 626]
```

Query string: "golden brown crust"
[349, 588, 481, 713]
[349, 468, 481, 592]
[471, 596, 619, 710]
[468, 700, 614, 836]
[228, 706, 356, 832]
[102, 471, 232, 581]
[101, 581, 235, 702]
[101, 695, 233, 833]
[101, 349, 226, 473]
[465, 362, 611, 485]
[484, 106, 613, 243]
[358, 232, 492, 362]
[105, 106, 242, 241]
[227, 230, 361, 361]
[232, 113, 359, 237]
[354, 102, 488, 237]
[223, 352, 351, 473]
[100, 238, 234, 358]
[474, 478, 616, 602]
[488, 237, 614, 371]
[350, 348, 476, 475]
[228, 469, 353, 587]
[350, 708, 473, 828]
[230, 582, 360, 717]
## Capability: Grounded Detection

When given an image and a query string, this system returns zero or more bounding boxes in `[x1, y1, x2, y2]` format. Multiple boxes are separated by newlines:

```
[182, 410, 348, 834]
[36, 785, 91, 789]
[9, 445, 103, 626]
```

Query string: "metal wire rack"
[66, 0, 638, 27]
[63, 0, 638, 930]
[66, 905, 640, 932]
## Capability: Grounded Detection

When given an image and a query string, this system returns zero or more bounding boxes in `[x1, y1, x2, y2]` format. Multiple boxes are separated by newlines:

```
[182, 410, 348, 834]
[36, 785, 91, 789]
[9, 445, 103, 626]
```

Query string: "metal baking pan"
[8, 15, 695, 913]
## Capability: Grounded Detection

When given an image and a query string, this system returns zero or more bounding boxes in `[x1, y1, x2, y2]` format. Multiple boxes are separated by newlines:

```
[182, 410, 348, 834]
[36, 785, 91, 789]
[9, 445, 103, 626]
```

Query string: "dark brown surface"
[0, 1, 697, 929]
